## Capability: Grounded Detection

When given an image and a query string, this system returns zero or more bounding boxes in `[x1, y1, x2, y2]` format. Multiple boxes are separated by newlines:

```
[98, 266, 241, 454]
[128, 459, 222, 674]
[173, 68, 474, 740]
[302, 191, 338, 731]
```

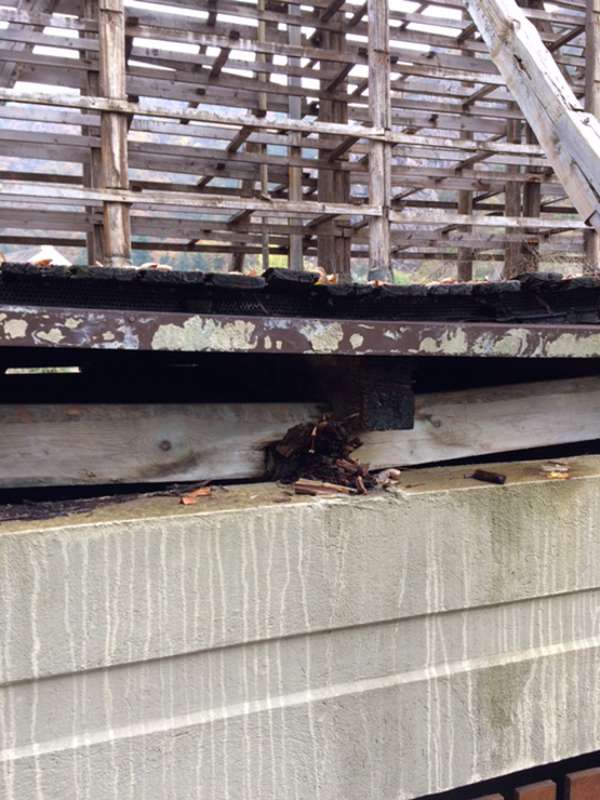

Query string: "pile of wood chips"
[266, 418, 376, 496]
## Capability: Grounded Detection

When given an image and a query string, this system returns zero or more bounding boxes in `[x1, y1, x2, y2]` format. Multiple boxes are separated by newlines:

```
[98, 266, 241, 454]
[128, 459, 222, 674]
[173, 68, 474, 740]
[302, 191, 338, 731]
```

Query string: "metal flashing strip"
[1, 305, 600, 358]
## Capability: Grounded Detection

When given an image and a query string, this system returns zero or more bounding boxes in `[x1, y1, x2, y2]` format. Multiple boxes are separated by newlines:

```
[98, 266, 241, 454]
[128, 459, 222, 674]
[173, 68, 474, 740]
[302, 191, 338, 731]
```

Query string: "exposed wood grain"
[585, 0, 600, 270]
[2, 377, 600, 487]
[357, 376, 600, 469]
[367, 0, 391, 281]
[98, 0, 130, 266]
[0, 403, 322, 487]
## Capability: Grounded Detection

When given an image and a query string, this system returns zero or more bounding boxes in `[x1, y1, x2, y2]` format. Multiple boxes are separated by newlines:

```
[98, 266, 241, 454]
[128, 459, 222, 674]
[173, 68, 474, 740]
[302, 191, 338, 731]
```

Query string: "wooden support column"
[585, 0, 600, 271]
[367, 0, 392, 282]
[257, 0, 270, 270]
[457, 187, 473, 281]
[521, 123, 542, 269]
[287, 3, 303, 270]
[98, 0, 131, 267]
[81, 0, 103, 264]
[457, 9, 474, 282]
[317, 24, 352, 278]
[518, 0, 552, 273]
[504, 115, 524, 278]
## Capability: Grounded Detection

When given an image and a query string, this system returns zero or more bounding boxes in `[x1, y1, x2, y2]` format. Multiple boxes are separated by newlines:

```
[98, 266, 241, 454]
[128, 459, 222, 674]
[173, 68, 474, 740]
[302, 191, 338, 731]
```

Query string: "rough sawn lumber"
[465, 0, 600, 230]
[1, 376, 599, 487]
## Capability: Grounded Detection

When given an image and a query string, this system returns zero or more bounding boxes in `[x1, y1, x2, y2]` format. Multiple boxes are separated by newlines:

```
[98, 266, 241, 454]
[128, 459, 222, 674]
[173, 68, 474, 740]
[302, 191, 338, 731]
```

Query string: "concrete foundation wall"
[2, 459, 600, 799]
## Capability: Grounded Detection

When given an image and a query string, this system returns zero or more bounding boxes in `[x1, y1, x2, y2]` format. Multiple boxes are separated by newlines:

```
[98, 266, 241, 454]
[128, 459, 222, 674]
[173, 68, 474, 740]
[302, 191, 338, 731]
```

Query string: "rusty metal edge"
[0, 304, 600, 358]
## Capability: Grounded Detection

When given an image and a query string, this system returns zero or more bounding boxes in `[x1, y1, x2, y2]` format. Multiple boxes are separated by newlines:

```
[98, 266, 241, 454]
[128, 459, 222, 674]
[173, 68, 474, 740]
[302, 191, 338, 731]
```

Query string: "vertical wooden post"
[521, 123, 541, 269]
[257, 0, 270, 270]
[457, 8, 474, 282]
[81, 0, 104, 264]
[518, 0, 550, 273]
[317, 27, 351, 278]
[98, 0, 131, 266]
[585, 0, 600, 272]
[288, 3, 303, 270]
[503, 114, 523, 278]
[457, 174, 474, 281]
[367, 0, 392, 282]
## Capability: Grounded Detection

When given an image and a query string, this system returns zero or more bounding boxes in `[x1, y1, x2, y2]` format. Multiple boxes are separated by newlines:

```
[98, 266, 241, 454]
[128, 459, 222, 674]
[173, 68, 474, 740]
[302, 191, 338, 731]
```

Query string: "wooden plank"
[287, 1, 303, 270]
[0, 403, 322, 487]
[98, 0, 130, 266]
[81, 0, 104, 264]
[355, 376, 600, 469]
[504, 114, 524, 277]
[585, 0, 600, 270]
[2, 377, 600, 486]
[0, 181, 380, 217]
[367, 0, 392, 281]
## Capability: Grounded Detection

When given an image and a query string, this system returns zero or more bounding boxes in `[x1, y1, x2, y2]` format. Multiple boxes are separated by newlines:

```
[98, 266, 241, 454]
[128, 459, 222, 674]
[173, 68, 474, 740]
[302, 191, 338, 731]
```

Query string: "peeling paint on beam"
[1, 305, 600, 358]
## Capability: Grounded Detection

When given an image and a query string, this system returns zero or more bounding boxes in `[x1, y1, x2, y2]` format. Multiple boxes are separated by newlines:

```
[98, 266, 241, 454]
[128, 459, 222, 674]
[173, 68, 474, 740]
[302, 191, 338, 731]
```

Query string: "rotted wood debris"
[266, 418, 376, 494]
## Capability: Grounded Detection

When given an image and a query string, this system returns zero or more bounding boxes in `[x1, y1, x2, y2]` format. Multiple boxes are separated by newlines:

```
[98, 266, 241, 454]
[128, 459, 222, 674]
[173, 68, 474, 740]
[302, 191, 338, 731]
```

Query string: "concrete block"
[2, 457, 600, 799]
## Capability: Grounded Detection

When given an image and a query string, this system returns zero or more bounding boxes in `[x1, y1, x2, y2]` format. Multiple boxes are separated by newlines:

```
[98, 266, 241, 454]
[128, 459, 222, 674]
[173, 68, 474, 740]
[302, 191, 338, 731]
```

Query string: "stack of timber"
[0, 0, 598, 277]
[1, 376, 599, 488]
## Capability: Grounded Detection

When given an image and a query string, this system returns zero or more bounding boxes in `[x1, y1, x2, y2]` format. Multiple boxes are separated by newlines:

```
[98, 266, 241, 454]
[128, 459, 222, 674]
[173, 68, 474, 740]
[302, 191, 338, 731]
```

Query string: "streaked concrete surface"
[2, 456, 600, 799]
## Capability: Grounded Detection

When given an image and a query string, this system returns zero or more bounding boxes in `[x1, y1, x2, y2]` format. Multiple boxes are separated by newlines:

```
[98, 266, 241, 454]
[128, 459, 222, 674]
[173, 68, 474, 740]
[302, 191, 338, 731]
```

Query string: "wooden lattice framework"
[0, 0, 598, 280]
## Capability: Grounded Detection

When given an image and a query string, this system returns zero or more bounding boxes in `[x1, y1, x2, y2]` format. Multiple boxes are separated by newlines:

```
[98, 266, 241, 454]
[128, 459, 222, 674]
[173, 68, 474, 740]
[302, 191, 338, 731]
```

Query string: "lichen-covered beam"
[1, 305, 600, 358]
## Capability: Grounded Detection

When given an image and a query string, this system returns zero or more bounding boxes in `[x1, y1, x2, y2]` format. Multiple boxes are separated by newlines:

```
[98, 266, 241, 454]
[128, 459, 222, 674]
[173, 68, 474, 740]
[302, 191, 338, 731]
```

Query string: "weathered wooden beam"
[81, 0, 104, 264]
[465, 0, 600, 231]
[288, 1, 303, 270]
[98, 0, 130, 266]
[1, 376, 599, 487]
[367, 0, 392, 281]
[504, 114, 524, 277]
[317, 15, 352, 277]
[585, 0, 600, 270]
[356, 376, 600, 469]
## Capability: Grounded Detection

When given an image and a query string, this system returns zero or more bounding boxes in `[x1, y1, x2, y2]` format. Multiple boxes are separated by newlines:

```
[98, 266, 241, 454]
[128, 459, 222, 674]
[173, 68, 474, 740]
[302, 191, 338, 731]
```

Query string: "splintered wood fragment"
[180, 486, 213, 504]
[293, 478, 356, 496]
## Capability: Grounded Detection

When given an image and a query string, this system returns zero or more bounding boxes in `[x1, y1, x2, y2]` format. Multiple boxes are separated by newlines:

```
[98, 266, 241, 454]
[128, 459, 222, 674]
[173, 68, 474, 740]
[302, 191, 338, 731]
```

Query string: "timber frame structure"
[0, 0, 599, 280]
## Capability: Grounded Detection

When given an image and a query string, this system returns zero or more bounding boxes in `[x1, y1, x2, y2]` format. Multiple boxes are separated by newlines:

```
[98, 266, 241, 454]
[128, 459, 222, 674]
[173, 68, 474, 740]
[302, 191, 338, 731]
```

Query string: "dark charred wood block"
[471, 281, 521, 296]
[137, 269, 205, 285]
[555, 276, 600, 292]
[377, 283, 428, 297]
[515, 272, 563, 290]
[76, 265, 139, 282]
[427, 283, 474, 296]
[358, 358, 415, 431]
[204, 272, 266, 290]
[324, 283, 374, 298]
[263, 268, 319, 289]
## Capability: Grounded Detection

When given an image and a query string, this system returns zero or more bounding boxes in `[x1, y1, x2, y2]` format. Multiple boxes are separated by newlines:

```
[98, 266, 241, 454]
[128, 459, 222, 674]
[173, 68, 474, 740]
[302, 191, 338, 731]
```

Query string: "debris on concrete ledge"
[540, 461, 571, 480]
[179, 485, 213, 505]
[468, 469, 507, 485]
[267, 418, 376, 493]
